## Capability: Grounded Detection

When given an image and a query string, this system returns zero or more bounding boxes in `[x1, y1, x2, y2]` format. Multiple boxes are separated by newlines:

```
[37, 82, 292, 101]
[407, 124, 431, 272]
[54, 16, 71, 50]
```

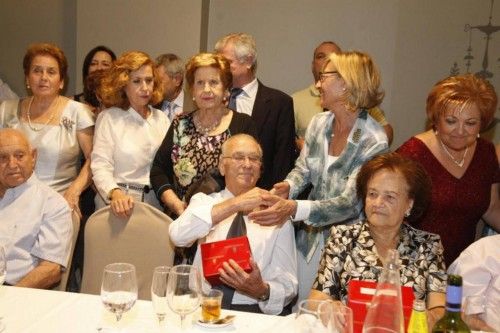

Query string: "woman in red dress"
[397, 74, 499, 266]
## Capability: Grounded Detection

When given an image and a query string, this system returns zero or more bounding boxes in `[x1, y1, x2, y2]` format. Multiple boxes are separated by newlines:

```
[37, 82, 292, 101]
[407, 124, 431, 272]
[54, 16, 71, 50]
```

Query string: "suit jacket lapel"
[251, 80, 271, 134]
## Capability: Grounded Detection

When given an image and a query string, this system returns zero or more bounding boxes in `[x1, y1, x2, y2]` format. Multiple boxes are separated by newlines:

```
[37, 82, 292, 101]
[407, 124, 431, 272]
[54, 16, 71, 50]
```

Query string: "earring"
[477, 133, 480, 138]
[342, 87, 346, 91]
[26, 83, 30, 89]
[434, 129, 439, 136]
[404, 210, 411, 218]
[192, 97, 195, 101]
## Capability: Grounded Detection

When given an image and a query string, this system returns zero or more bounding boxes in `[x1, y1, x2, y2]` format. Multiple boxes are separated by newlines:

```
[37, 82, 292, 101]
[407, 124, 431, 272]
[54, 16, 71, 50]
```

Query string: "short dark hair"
[356, 152, 431, 222]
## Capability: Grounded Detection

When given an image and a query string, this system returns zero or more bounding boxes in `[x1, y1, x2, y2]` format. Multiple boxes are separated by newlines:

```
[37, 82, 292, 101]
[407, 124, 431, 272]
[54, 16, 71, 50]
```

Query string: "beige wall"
[0, 0, 77, 96]
[0, 0, 497, 145]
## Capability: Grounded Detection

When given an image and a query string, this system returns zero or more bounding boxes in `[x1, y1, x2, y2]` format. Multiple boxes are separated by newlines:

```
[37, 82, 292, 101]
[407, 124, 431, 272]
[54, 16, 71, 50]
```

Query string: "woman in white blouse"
[91, 51, 170, 218]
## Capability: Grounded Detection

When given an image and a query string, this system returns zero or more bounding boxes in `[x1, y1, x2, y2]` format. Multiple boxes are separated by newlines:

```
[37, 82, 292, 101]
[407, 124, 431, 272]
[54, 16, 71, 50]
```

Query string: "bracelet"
[427, 305, 445, 311]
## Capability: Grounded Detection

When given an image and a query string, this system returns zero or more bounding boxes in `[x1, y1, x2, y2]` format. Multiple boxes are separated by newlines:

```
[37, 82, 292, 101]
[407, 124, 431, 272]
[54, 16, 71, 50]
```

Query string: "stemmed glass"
[101, 263, 138, 327]
[318, 300, 353, 333]
[151, 266, 170, 327]
[166, 265, 201, 330]
[295, 299, 332, 333]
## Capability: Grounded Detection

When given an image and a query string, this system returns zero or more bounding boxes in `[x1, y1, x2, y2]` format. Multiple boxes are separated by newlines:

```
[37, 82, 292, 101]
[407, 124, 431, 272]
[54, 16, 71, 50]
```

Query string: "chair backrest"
[53, 211, 80, 291]
[80, 202, 175, 300]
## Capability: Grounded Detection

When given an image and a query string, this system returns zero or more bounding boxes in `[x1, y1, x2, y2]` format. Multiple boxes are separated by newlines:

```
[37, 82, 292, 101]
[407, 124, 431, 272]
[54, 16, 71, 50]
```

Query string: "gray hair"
[214, 33, 258, 73]
[155, 53, 184, 77]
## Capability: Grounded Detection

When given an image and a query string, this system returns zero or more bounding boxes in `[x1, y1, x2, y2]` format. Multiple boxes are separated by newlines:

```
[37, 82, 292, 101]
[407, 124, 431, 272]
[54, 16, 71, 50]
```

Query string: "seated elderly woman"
[91, 51, 169, 217]
[150, 53, 257, 218]
[308, 153, 447, 326]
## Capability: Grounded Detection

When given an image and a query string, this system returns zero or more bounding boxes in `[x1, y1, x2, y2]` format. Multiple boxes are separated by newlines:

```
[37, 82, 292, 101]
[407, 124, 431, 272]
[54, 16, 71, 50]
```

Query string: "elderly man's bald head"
[0, 128, 37, 196]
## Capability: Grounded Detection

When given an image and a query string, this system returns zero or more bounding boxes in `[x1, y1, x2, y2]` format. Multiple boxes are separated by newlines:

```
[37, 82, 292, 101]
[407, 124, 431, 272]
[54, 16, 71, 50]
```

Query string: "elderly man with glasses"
[169, 134, 298, 315]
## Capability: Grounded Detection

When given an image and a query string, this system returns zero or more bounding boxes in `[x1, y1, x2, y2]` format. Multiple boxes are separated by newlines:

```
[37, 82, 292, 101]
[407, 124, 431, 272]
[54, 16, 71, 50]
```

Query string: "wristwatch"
[258, 283, 270, 302]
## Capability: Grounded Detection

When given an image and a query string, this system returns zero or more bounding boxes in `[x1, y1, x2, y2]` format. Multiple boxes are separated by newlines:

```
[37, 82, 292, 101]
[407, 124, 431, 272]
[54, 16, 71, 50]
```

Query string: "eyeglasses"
[223, 153, 262, 165]
[319, 71, 340, 82]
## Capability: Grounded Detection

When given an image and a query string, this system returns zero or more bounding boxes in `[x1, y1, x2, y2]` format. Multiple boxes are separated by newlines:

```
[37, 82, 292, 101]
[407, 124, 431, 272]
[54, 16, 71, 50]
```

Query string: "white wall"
[207, 0, 499, 146]
[75, 0, 204, 93]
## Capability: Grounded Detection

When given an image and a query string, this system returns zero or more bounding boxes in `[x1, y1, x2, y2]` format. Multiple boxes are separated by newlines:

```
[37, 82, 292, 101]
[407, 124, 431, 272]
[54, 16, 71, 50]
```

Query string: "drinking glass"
[463, 295, 498, 332]
[101, 263, 138, 324]
[151, 266, 170, 327]
[318, 301, 353, 333]
[295, 299, 331, 333]
[0, 246, 6, 286]
[201, 289, 223, 323]
[166, 265, 201, 330]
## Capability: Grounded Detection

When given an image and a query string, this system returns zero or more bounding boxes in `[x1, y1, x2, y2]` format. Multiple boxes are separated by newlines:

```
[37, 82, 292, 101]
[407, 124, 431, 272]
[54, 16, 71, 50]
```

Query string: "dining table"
[0, 286, 294, 333]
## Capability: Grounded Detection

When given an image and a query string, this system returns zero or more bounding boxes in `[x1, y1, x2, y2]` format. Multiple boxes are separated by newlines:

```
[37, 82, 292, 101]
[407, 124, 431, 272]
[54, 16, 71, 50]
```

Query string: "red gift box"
[347, 280, 415, 333]
[200, 236, 253, 285]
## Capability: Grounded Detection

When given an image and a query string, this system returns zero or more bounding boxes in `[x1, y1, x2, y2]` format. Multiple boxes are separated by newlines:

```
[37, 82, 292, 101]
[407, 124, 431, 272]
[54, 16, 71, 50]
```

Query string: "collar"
[126, 105, 154, 123]
[240, 78, 259, 99]
[1, 173, 37, 201]
[172, 90, 184, 108]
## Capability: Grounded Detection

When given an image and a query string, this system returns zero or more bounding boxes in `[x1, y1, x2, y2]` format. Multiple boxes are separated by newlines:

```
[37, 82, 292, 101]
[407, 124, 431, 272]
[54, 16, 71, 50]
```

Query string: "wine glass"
[318, 301, 353, 333]
[166, 265, 201, 330]
[101, 263, 138, 326]
[151, 266, 170, 327]
[463, 295, 498, 332]
[295, 299, 331, 333]
[0, 246, 6, 286]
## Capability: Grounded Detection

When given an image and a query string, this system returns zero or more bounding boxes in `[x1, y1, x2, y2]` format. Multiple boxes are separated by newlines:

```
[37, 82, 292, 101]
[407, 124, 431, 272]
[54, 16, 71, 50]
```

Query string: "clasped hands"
[237, 182, 296, 227]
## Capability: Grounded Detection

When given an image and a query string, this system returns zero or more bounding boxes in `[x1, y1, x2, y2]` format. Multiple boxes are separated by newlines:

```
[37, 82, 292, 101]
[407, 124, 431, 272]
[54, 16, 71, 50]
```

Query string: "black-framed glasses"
[319, 71, 340, 82]
[223, 153, 262, 165]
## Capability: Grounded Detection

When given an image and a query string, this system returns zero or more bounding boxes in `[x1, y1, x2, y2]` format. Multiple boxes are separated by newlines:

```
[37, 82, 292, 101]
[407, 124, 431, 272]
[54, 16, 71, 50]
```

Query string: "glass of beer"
[201, 289, 223, 322]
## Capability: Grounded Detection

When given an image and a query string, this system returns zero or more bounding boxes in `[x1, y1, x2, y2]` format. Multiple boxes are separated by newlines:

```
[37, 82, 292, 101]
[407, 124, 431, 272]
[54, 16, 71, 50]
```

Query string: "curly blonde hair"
[324, 51, 384, 111]
[99, 51, 163, 110]
[426, 74, 497, 130]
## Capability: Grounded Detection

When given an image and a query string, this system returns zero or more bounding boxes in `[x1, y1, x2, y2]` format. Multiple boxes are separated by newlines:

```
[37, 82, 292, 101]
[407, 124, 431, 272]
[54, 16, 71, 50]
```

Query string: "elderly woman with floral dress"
[150, 53, 257, 218]
[308, 153, 447, 328]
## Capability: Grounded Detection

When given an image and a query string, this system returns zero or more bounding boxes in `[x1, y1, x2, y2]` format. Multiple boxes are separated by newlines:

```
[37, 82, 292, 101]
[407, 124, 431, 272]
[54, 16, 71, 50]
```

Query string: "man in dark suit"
[215, 33, 296, 190]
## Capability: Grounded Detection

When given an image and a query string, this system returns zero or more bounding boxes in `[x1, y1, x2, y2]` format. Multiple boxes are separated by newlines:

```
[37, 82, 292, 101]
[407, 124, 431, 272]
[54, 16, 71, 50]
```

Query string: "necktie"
[228, 88, 243, 111]
[216, 212, 247, 309]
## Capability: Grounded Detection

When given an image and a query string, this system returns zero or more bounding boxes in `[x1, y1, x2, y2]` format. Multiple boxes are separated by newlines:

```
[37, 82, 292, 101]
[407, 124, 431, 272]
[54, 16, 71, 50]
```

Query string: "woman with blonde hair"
[250, 51, 389, 304]
[150, 52, 256, 219]
[91, 51, 170, 218]
[397, 74, 499, 265]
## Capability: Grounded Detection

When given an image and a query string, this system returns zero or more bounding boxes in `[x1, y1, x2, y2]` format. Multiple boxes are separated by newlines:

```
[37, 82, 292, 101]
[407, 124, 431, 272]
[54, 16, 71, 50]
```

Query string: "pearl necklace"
[193, 109, 226, 135]
[26, 96, 58, 132]
[438, 138, 468, 168]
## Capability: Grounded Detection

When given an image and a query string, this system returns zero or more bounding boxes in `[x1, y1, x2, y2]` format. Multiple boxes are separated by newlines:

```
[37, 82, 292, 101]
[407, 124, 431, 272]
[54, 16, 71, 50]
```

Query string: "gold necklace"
[26, 96, 58, 132]
[438, 138, 468, 168]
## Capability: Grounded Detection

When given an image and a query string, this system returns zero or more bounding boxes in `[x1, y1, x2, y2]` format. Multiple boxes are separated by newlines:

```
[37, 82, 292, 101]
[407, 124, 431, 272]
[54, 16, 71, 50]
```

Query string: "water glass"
[318, 301, 353, 333]
[101, 263, 138, 323]
[151, 266, 170, 327]
[166, 265, 201, 330]
[201, 289, 223, 323]
[295, 299, 332, 333]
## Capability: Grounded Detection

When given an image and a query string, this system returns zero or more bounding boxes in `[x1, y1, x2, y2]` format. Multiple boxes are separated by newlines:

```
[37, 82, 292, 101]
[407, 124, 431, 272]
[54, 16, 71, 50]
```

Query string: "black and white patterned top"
[312, 221, 447, 302]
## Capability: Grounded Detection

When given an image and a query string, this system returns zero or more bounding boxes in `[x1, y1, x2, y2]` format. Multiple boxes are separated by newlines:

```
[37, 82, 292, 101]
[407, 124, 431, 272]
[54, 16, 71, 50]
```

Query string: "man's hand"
[234, 187, 269, 214]
[270, 181, 290, 199]
[248, 194, 296, 226]
[110, 189, 134, 218]
[218, 259, 269, 300]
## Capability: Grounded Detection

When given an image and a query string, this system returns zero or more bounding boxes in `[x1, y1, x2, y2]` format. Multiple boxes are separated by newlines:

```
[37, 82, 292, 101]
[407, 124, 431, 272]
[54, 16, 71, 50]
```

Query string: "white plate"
[196, 319, 233, 329]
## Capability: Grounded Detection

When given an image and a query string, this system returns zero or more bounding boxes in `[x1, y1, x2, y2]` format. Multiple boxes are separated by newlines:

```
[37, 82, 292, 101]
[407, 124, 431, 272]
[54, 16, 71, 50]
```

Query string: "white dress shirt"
[0, 174, 72, 284]
[169, 188, 298, 315]
[234, 78, 258, 117]
[161, 90, 185, 121]
[448, 235, 500, 328]
[91, 106, 170, 202]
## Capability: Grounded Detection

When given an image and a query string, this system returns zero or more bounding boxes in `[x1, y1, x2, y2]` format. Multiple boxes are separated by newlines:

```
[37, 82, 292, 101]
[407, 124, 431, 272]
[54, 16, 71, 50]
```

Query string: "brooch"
[352, 128, 362, 143]
[61, 116, 75, 131]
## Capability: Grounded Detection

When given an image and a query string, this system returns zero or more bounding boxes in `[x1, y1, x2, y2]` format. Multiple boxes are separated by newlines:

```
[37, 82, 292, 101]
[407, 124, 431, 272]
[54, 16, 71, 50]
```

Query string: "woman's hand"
[270, 181, 290, 199]
[110, 189, 134, 218]
[218, 259, 268, 300]
[63, 186, 82, 219]
[248, 194, 297, 226]
[161, 189, 187, 216]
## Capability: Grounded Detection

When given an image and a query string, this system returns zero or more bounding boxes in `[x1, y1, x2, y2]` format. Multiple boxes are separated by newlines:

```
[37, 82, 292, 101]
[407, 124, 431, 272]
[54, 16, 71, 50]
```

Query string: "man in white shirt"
[0, 128, 72, 288]
[215, 33, 296, 190]
[292, 41, 394, 148]
[170, 134, 297, 315]
[155, 53, 195, 120]
[448, 235, 500, 330]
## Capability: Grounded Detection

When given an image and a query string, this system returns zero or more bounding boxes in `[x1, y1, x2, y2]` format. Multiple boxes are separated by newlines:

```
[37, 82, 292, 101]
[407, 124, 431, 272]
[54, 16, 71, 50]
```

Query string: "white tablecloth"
[0, 286, 288, 333]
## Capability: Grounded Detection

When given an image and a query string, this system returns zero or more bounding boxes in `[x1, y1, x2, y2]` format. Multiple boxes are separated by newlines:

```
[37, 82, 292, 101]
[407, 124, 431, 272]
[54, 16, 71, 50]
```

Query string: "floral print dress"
[312, 221, 447, 302]
[171, 114, 229, 199]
